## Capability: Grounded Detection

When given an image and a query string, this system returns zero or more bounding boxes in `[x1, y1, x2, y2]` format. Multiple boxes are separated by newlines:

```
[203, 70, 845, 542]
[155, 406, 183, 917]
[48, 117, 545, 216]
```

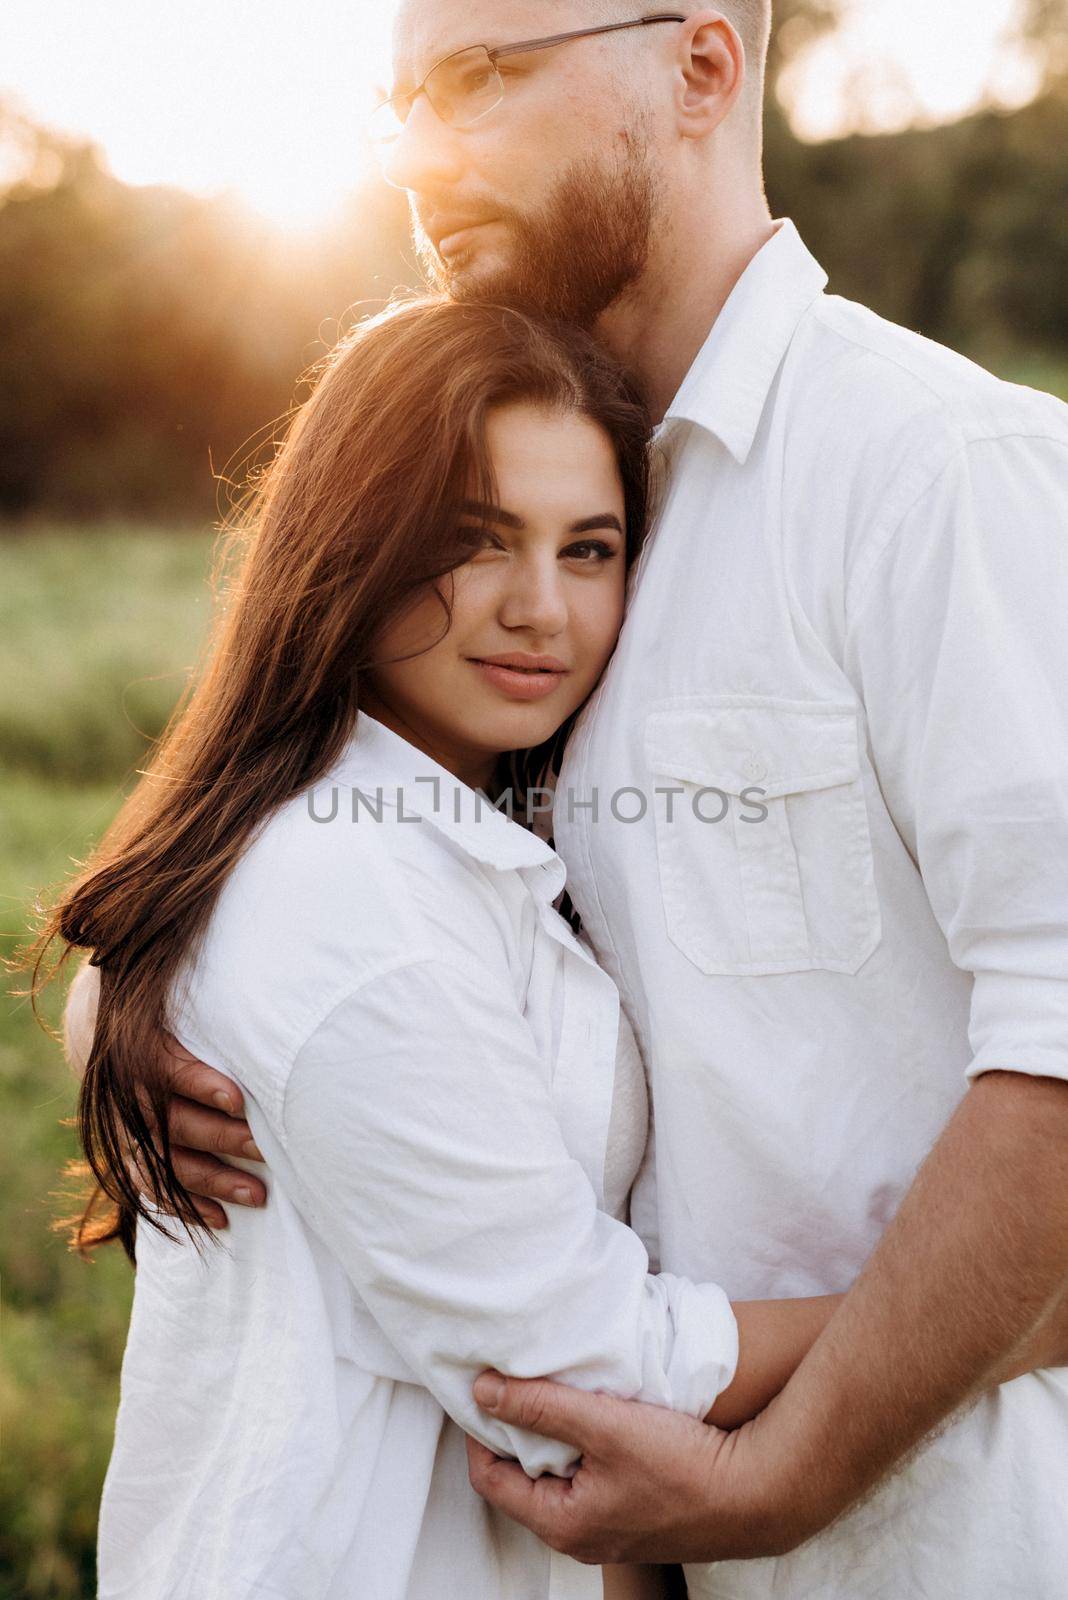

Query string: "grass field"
[0, 526, 215, 1600]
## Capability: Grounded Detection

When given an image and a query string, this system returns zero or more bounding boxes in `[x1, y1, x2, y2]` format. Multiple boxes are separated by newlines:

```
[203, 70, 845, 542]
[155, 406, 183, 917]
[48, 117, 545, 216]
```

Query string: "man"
[69, 3, 1068, 1594]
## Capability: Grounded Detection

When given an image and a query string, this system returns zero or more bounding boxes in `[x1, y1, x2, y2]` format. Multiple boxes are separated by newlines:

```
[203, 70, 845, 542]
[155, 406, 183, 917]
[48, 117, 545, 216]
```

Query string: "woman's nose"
[380, 98, 465, 194]
[499, 560, 569, 637]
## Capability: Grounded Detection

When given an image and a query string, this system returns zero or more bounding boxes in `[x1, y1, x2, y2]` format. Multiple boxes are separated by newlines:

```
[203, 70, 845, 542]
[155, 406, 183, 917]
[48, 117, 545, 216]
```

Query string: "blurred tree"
[764, 0, 849, 221]
[0, 103, 411, 519]
[1018, 0, 1068, 84]
[762, 0, 1068, 372]
[1, 0, 1066, 527]
[768, 71, 1068, 363]
[767, 0, 847, 99]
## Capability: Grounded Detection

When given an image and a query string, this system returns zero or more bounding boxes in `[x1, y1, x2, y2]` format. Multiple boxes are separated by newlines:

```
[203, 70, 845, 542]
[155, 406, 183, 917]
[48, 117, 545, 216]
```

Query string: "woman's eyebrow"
[569, 514, 624, 535]
[460, 502, 624, 535]
[460, 499, 525, 530]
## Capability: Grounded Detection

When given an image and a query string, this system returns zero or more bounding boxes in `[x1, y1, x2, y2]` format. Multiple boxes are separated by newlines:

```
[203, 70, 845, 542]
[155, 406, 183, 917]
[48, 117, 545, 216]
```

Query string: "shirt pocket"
[644, 698, 881, 977]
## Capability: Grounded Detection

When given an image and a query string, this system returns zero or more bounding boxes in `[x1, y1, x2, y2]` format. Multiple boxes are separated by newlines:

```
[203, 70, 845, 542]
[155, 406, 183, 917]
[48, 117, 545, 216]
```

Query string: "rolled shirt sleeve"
[845, 429, 1068, 1084]
[279, 956, 739, 1479]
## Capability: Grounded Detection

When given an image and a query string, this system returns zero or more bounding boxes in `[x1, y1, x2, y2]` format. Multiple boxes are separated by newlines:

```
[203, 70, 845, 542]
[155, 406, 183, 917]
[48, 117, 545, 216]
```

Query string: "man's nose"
[500, 559, 570, 637]
[380, 96, 464, 194]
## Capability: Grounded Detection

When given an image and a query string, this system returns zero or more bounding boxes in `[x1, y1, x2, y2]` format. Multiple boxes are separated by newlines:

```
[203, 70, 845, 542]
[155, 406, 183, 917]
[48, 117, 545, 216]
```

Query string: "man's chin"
[416, 231, 518, 303]
[440, 245, 513, 297]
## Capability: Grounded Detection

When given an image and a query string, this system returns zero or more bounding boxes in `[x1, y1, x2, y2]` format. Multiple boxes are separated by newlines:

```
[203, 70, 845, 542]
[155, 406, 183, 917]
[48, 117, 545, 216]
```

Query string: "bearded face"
[413, 131, 660, 329]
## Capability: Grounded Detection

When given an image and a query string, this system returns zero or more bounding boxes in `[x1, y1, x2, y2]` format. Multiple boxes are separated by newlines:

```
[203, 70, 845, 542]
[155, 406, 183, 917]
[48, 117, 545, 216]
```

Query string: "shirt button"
[743, 754, 768, 782]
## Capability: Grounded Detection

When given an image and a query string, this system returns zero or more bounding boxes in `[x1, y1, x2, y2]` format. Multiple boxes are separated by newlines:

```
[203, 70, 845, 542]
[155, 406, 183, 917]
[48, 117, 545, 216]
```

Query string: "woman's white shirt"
[97, 714, 737, 1600]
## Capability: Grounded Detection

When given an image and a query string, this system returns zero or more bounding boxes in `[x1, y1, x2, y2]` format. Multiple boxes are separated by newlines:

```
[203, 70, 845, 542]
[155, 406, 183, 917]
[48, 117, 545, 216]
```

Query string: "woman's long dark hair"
[28, 296, 653, 1258]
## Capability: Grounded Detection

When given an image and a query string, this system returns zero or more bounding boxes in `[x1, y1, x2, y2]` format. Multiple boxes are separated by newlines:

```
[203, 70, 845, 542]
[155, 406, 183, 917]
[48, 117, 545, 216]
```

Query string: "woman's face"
[366, 400, 629, 789]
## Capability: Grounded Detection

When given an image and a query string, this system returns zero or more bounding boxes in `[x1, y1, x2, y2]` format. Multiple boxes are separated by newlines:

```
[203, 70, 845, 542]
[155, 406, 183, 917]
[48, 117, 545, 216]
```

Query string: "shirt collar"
[333, 712, 560, 876]
[662, 220, 828, 465]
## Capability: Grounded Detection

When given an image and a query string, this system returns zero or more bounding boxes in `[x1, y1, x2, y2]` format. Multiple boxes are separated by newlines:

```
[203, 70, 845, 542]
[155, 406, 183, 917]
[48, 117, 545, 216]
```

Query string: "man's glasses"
[369, 14, 686, 150]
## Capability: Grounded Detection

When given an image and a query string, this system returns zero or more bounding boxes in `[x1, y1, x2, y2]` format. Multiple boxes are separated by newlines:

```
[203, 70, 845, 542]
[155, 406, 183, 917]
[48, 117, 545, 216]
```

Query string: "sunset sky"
[0, 0, 1046, 228]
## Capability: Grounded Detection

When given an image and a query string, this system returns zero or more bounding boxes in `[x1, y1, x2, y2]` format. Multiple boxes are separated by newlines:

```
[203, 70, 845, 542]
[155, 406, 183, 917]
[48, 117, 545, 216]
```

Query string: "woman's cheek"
[576, 581, 626, 682]
[449, 561, 499, 625]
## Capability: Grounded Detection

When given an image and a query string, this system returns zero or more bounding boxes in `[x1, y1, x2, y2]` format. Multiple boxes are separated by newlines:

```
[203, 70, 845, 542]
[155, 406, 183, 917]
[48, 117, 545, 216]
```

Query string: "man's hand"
[64, 961, 266, 1228]
[465, 1374, 807, 1565]
[465, 1283, 1067, 1568]
[133, 1037, 268, 1229]
[469, 1073, 1068, 1563]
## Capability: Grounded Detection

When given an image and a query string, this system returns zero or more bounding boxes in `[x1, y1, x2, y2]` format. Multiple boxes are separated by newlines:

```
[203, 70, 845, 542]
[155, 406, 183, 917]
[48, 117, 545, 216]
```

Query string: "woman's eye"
[563, 540, 618, 564]
[459, 526, 505, 555]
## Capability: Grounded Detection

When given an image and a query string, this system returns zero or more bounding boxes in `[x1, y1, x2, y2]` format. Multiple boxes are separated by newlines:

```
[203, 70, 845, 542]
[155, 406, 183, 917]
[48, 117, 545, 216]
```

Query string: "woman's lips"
[469, 660, 567, 701]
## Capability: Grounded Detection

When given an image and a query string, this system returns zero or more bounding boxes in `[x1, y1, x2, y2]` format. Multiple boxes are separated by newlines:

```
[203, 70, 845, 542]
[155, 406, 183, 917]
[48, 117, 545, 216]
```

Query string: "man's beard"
[414, 141, 659, 329]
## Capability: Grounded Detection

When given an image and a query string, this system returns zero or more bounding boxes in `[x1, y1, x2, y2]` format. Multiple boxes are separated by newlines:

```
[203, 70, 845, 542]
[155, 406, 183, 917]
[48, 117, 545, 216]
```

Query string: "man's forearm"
[759, 1070, 1068, 1538]
[712, 1273, 1063, 1437]
[996, 1281, 1068, 1381]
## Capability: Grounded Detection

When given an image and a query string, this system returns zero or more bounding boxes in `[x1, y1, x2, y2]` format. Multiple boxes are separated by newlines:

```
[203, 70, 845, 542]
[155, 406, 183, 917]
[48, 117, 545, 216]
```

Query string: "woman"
[42, 298, 838, 1599]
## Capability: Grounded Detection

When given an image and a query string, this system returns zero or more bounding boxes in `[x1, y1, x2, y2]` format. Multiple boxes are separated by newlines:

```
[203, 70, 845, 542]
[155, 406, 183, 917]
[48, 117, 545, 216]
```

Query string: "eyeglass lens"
[371, 47, 503, 144]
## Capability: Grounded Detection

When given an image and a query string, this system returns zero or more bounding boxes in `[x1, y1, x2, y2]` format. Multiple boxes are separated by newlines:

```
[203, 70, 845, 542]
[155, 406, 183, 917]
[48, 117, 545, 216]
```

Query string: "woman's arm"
[275, 954, 739, 1479]
[707, 1296, 844, 1429]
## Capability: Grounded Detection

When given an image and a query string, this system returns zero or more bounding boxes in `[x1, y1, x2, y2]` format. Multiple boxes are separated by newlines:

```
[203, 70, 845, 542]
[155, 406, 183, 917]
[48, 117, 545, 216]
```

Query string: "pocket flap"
[645, 700, 861, 799]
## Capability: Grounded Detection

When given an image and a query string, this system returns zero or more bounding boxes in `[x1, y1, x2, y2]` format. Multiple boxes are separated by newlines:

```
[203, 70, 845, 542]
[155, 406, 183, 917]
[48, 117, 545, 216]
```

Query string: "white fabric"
[554, 220, 1068, 1597]
[97, 714, 738, 1600]
[603, 1006, 647, 1221]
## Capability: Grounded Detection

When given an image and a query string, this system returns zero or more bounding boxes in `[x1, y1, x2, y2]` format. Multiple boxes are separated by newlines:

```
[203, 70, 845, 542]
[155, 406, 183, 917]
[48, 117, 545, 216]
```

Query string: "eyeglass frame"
[370, 13, 687, 143]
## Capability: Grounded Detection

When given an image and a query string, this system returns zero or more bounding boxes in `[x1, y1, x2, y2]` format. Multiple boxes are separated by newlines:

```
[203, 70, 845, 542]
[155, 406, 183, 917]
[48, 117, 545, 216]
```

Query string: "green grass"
[0, 525, 217, 784]
[0, 525, 214, 1600]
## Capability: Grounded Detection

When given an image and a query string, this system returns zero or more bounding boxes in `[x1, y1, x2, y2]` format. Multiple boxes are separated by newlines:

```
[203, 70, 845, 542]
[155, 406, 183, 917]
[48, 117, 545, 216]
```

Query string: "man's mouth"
[438, 223, 492, 258]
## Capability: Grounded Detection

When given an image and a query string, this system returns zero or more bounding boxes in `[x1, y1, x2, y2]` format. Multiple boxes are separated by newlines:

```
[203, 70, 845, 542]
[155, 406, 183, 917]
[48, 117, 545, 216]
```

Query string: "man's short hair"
[681, 1, 771, 64]
[583, 1, 771, 69]
[728, 1, 773, 61]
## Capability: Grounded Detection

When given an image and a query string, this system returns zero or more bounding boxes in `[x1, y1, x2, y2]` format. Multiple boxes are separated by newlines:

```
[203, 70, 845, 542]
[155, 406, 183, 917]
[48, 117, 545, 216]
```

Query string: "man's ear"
[675, 10, 747, 139]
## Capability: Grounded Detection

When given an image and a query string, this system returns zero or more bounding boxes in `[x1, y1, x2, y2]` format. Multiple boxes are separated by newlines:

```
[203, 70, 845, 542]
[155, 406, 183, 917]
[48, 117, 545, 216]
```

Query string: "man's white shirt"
[555, 220, 1068, 1598]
